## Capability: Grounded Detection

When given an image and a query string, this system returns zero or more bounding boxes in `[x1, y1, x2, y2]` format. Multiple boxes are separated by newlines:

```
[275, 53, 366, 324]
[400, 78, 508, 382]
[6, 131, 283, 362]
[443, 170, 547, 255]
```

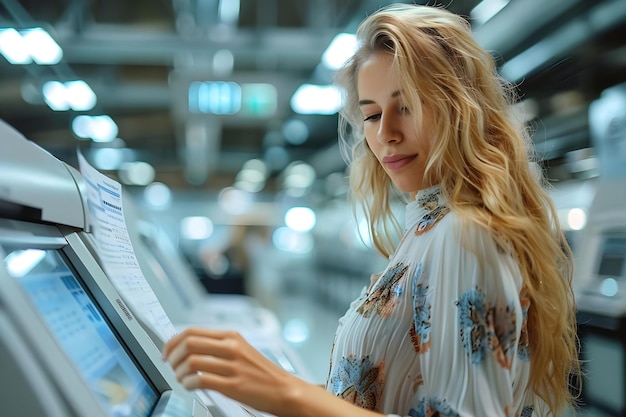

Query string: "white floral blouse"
[325, 185, 542, 417]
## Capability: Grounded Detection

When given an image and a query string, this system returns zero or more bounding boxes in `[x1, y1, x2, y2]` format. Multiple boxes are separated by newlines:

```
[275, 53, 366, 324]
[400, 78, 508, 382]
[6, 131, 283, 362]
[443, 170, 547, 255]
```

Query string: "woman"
[163, 4, 581, 416]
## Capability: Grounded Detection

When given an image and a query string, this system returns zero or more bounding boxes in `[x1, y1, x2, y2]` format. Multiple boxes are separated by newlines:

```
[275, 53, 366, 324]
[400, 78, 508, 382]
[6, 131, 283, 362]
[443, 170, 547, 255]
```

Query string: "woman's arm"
[163, 327, 384, 417]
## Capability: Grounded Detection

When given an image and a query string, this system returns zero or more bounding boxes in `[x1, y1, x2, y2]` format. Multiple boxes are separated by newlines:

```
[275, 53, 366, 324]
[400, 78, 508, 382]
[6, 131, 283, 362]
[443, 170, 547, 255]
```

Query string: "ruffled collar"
[405, 184, 448, 232]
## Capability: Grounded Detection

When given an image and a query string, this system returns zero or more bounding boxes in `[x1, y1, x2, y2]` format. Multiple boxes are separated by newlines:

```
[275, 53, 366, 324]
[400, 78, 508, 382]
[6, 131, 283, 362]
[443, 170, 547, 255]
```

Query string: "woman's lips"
[382, 154, 417, 170]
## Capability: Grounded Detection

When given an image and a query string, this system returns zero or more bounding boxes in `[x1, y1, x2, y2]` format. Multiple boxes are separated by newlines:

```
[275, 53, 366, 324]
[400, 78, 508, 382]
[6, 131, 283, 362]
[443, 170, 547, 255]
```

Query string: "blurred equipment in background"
[573, 83, 626, 417]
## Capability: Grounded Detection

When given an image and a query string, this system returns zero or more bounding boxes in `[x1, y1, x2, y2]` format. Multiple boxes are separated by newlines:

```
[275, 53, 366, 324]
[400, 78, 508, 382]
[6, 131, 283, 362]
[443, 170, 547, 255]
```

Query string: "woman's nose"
[377, 114, 401, 144]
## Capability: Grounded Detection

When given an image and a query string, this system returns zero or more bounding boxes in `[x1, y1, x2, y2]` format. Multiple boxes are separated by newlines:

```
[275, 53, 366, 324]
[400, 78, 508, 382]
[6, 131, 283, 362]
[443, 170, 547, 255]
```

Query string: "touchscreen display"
[598, 236, 626, 278]
[3, 248, 158, 417]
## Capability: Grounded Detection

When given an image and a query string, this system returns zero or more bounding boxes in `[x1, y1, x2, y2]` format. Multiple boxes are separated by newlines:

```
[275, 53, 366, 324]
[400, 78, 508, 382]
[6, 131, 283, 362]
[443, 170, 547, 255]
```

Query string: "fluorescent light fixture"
[89, 115, 118, 142]
[181, 216, 214, 240]
[72, 115, 118, 142]
[65, 80, 97, 111]
[290, 84, 342, 115]
[71, 115, 93, 139]
[21, 28, 62, 65]
[42, 80, 70, 111]
[0, 27, 63, 65]
[322, 33, 357, 70]
[284, 207, 316, 232]
[189, 81, 241, 115]
[0, 28, 30, 64]
[43, 80, 96, 111]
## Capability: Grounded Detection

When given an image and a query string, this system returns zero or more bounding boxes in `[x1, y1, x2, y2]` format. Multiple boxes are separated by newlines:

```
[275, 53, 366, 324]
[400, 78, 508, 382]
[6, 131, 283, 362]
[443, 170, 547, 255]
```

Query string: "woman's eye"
[399, 106, 410, 114]
[363, 113, 381, 122]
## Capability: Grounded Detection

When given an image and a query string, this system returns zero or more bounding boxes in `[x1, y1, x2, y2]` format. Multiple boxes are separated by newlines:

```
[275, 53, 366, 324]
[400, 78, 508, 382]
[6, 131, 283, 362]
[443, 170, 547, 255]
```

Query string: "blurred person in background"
[163, 4, 581, 416]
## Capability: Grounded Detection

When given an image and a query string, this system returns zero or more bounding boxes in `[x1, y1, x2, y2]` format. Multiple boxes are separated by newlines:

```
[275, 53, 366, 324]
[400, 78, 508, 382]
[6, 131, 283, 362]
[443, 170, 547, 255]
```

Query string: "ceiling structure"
[1, 0, 625, 194]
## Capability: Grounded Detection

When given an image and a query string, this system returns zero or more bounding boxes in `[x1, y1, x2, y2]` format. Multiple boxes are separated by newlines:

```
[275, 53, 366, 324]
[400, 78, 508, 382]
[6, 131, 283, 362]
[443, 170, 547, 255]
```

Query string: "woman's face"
[357, 52, 433, 198]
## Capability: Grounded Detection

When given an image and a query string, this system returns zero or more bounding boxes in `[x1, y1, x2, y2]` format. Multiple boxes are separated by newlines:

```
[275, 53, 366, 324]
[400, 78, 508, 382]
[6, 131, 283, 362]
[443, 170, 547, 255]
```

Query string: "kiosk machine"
[574, 83, 626, 417]
[0, 120, 257, 417]
[117, 192, 283, 338]
[116, 196, 305, 375]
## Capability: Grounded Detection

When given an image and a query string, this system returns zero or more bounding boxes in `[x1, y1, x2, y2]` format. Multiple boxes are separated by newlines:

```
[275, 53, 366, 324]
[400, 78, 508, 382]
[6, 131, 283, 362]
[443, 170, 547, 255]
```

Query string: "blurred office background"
[1, 0, 626, 415]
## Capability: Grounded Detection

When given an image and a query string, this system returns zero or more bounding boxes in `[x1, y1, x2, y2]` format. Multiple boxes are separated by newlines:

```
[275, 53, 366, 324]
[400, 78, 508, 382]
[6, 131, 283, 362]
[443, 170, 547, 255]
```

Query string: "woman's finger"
[165, 332, 239, 369]
[179, 369, 230, 392]
[173, 353, 234, 381]
[163, 327, 236, 358]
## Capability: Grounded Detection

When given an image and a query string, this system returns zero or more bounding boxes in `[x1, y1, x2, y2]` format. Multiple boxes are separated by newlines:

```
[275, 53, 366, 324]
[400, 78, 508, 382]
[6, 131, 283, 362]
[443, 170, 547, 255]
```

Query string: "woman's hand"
[162, 326, 302, 415]
[163, 327, 384, 417]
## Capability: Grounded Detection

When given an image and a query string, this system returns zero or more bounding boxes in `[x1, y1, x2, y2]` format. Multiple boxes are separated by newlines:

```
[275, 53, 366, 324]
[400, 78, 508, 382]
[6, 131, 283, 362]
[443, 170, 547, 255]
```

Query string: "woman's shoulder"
[424, 209, 492, 248]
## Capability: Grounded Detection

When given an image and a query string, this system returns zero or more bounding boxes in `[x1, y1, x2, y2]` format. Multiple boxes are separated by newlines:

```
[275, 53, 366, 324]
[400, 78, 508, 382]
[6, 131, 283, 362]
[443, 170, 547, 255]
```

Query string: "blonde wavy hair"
[335, 3, 581, 415]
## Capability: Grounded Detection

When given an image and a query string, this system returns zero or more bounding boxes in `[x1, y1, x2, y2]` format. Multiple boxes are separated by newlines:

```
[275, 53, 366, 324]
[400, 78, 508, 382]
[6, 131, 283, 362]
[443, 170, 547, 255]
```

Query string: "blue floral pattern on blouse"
[357, 262, 408, 318]
[410, 263, 432, 353]
[456, 287, 519, 369]
[414, 189, 450, 236]
[329, 355, 384, 410]
[409, 397, 459, 416]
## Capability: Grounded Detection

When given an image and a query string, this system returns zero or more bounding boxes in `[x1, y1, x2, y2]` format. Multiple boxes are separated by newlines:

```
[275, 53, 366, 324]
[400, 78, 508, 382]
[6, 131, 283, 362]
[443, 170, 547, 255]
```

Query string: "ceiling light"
[284, 207, 316, 232]
[42, 81, 70, 111]
[322, 33, 357, 70]
[65, 80, 97, 111]
[21, 28, 62, 65]
[181, 216, 214, 240]
[189, 81, 241, 115]
[0, 28, 30, 64]
[290, 84, 342, 115]
[43, 80, 96, 111]
[72, 115, 93, 139]
[72, 115, 118, 143]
